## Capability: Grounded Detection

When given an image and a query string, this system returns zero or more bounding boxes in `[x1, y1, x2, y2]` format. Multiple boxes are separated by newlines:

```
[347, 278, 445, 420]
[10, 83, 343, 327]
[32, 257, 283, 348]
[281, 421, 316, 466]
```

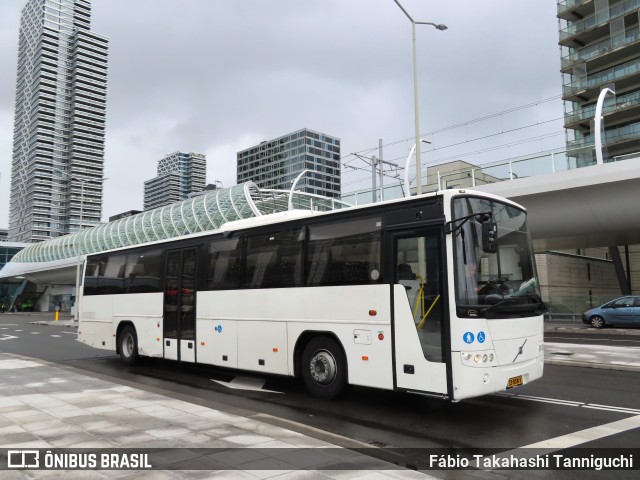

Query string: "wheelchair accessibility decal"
[463, 331, 485, 344]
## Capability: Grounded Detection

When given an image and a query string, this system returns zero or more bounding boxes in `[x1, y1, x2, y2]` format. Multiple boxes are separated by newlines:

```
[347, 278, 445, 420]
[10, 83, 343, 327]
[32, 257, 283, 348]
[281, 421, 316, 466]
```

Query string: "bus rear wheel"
[301, 336, 346, 400]
[119, 325, 139, 366]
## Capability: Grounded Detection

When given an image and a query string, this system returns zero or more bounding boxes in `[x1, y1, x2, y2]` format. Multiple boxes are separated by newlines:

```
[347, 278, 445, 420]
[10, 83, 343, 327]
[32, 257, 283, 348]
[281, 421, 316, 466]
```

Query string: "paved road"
[2, 313, 639, 480]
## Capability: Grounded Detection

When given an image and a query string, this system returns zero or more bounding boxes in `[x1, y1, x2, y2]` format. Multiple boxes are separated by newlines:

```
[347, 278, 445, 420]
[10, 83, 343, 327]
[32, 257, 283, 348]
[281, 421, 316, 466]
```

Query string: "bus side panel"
[78, 294, 114, 351]
[196, 317, 238, 368]
[287, 321, 394, 390]
[238, 321, 288, 374]
[197, 285, 393, 388]
[112, 292, 164, 358]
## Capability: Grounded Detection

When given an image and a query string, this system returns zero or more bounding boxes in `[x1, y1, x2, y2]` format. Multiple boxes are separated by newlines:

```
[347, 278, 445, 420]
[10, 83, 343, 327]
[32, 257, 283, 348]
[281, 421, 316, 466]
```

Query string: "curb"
[544, 325, 640, 336]
[29, 320, 77, 328]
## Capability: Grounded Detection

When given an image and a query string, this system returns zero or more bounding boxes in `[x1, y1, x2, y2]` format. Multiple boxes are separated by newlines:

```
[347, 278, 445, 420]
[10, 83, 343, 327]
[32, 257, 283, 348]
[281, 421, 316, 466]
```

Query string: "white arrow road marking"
[0, 334, 18, 341]
[211, 376, 283, 394]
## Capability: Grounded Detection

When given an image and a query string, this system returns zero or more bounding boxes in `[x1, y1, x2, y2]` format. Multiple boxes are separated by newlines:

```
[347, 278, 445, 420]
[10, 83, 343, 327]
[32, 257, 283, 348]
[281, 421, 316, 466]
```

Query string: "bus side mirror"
[482, 219, 498, 254]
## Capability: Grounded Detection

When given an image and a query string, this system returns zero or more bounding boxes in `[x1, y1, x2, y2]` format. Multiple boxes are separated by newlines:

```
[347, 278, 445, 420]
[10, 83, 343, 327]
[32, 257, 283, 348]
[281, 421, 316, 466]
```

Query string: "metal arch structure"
[11, 182, 351, 264]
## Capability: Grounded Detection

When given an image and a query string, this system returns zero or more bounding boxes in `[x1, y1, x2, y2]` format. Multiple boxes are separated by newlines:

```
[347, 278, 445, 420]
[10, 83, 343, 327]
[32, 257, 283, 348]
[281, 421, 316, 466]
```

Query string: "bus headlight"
[460, 350, 497, 367]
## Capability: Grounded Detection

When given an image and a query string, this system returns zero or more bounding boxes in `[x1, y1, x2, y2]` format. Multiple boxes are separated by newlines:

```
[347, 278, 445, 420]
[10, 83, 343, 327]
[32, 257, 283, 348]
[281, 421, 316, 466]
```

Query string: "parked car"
[582, 296, 640, 328]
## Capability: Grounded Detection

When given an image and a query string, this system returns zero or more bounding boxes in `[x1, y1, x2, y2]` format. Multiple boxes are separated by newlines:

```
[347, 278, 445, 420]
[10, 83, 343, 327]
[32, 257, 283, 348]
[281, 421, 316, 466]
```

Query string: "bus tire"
[119, 325, 139, 366]
[301, 336, 346, 400]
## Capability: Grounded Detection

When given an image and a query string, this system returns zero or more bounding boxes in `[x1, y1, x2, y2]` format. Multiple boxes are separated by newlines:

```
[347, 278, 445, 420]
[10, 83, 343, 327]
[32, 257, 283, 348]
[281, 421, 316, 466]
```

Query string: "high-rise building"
[237, 128, 341, 198]
[8, 0, 108, 242]
[143, 152, 207, 210]
[558, 0, 640, 167]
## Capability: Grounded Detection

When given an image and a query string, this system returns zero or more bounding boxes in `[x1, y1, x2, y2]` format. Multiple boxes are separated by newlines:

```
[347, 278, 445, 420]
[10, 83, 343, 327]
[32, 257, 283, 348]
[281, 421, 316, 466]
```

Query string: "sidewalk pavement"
[0, 352, 434, 479]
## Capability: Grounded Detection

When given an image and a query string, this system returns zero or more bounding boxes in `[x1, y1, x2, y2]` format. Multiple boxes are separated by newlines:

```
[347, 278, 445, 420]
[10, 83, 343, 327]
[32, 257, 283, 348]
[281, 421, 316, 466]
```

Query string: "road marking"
[30, 332, 40, 335]
[50, 335, 61, 338]
[211, 376, 283, 394]
[500, 393, 583, 407]
[61, 331, 76, 335]
[498, 392, 640, 414]
[520, 414, 640, 449]
[0, 334, 18, 341]
[14, 329, 23, 332]
[583, 404, 640, 415]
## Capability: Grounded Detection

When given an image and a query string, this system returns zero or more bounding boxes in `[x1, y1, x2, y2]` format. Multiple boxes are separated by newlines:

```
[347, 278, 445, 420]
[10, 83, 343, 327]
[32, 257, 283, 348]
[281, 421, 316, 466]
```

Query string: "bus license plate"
[507, 375, 523, 389]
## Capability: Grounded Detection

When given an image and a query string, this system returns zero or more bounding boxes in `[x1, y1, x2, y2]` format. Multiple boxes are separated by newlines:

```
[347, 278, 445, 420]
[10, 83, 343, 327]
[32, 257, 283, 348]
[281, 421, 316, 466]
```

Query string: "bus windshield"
[452, 196, 544, 319]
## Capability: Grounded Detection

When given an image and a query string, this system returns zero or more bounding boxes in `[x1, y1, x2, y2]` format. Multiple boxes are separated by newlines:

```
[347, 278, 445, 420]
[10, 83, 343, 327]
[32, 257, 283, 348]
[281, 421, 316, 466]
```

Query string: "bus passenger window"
[306, 216, 381, 286]
[205, 237, 242, 290]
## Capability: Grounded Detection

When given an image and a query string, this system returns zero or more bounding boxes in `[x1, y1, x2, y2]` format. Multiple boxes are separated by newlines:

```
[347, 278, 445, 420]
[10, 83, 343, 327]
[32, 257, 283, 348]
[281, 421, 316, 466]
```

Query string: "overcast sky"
[0, 0, 564, 226]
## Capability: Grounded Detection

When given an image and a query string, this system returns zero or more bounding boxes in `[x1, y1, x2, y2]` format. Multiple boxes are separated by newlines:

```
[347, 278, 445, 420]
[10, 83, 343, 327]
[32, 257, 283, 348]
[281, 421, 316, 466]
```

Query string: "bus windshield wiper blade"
[482, 297, 519, 316]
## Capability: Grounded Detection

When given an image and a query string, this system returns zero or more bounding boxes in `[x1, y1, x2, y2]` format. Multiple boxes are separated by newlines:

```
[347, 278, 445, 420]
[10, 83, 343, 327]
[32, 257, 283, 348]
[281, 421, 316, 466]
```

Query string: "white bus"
[78, 189, 545, 401]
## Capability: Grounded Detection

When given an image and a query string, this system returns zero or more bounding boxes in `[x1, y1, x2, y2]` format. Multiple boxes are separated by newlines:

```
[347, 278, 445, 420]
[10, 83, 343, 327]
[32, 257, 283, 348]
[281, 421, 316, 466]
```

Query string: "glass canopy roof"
[13, 182, 350, 263]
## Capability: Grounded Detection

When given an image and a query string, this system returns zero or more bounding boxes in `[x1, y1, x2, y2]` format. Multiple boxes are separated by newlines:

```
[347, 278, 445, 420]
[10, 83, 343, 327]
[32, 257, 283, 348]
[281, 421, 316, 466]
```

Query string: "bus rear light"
[362, 356, 369, 361]
[273, 347, 278, 352]
[369, 310, 377, 316]
[156, 338, 160, 341]
[201, 342, 205, 346]
[378, 333, 384, 341]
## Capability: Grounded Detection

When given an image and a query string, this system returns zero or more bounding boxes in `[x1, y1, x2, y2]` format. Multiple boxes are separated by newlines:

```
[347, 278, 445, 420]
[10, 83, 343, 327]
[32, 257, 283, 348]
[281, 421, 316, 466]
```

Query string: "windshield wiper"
[481, 295, 545, 318]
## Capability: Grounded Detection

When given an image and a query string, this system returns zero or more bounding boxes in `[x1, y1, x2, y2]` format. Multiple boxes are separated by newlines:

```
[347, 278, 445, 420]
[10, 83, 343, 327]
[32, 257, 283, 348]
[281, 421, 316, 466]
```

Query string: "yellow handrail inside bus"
[417, 294, 440, 330]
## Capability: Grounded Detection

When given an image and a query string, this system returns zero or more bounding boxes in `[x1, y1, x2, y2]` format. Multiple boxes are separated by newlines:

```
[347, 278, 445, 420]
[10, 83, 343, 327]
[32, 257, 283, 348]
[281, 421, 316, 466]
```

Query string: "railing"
[561, 27, 640, 70]
[341, 144, 640, 206]
[342, 148, 572, 205]
[566, 120, 640, 148]
[557, 0, 592, 15]
[564, 89, 640, 125]
[563, 56, 640, 94]
[559, 0, 640, 41]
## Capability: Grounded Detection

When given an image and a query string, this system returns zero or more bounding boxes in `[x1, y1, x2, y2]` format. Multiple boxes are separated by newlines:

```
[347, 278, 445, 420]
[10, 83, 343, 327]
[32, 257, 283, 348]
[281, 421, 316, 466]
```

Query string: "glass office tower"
[237, 128, 341, 198]
[9, 0, 108, 242]
[143, 152, 207, 210]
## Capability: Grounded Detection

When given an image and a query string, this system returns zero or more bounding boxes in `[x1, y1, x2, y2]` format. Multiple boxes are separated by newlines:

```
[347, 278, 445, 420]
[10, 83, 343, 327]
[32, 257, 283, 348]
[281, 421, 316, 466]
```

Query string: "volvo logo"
[512, 339, 528, 363]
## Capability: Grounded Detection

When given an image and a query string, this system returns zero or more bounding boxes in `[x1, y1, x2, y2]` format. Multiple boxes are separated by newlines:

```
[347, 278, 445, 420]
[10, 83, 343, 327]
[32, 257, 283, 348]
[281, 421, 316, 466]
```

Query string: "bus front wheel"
[119, 325, 139, 366]
[301, 336, 346, 400]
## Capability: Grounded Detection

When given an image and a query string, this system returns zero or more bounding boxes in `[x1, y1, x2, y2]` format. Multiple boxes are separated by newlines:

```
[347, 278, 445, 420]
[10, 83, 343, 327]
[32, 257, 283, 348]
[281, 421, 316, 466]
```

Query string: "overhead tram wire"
[341, 93, 563, 166]
[342, 114, 566, 182]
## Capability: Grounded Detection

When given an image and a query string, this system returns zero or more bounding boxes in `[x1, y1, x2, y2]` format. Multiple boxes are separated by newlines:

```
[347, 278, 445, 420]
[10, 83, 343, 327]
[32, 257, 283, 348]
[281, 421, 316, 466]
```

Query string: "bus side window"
[206, 237, 242, 290]
[244, 228, 303, 289]
[306, 216, 381, 287]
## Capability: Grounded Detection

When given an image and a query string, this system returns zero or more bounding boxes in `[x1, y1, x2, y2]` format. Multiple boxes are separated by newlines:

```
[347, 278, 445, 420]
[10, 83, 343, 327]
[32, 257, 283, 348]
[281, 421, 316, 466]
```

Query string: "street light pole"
[392, 0, 447, 195]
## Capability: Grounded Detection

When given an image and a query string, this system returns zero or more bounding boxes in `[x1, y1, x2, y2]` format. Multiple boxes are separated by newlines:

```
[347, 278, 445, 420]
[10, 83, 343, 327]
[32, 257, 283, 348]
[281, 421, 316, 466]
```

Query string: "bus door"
[163, 248, 198, 362]
[391, 228, 448, 395]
